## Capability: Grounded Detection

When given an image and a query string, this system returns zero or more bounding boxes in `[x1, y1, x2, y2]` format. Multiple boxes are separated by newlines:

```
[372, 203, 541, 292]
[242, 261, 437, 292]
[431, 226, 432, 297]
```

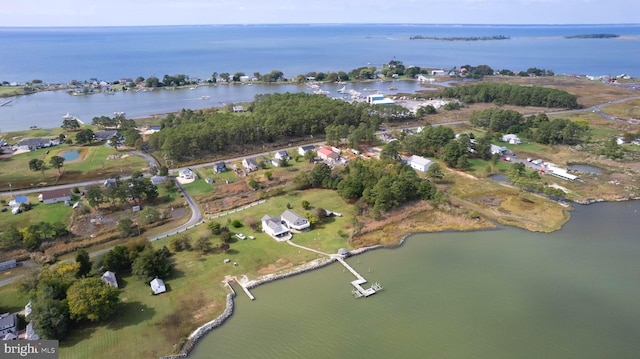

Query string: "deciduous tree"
[66, 277, 119, 322]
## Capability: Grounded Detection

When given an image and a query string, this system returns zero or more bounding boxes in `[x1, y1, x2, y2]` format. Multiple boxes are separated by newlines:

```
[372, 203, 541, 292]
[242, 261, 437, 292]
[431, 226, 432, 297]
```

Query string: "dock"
[336, 257, 382, 298]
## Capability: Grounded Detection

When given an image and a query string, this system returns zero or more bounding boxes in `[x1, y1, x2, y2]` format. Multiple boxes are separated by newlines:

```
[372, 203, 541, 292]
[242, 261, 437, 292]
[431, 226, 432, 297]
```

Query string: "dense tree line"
[149, 93, 413, 161]
[440, 82, 579, 108]
[91, 114, 136, 129]
[1, 222, 69, 252]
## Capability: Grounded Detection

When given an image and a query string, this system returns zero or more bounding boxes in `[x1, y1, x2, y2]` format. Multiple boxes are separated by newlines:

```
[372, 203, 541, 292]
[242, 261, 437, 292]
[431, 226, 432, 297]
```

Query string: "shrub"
[231, 219, 243, 228]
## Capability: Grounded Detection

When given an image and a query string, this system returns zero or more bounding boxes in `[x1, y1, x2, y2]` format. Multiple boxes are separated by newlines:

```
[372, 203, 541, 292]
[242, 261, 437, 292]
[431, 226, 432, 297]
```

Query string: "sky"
[1, 0, 638, 27]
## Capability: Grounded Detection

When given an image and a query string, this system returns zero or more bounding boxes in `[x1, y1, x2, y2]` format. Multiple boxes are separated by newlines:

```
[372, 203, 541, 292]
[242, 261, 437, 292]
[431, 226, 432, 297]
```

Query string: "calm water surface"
[190, 201, 640, 359]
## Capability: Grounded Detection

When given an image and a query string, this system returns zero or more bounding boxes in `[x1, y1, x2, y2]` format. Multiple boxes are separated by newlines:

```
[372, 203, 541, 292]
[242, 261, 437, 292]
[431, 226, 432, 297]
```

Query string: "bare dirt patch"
[257, 258, 294, 274]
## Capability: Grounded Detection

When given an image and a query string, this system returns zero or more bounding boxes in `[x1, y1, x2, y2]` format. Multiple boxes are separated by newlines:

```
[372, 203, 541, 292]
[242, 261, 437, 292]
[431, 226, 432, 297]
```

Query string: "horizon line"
[1, 22, 639, 29]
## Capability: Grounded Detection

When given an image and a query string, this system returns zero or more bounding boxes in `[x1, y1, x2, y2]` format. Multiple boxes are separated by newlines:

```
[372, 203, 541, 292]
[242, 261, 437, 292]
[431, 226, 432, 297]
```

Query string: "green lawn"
[1, 200, 74, 229]
[0, 144, 147, 190]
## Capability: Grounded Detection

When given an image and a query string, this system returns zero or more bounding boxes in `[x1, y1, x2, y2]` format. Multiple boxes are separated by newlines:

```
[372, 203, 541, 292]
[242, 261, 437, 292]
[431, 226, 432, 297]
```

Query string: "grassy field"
[56, 188, 352, 358]
[0, 200, 74, 229]
[0, 144, 147, 191]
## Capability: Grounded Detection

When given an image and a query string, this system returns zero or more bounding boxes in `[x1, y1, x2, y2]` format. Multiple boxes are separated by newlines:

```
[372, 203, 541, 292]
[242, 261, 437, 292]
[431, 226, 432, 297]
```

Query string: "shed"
[150, 278, 166, 294]
[408, 155, 434, 172]
[8, 196, 29, 209]
[101, 271, 119, 288]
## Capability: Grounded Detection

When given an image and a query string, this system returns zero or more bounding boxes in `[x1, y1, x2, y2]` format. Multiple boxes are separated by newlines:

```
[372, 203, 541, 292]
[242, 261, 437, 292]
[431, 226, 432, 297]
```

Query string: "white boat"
[201, 95, 210, 100]
[338, 86, 346, 93]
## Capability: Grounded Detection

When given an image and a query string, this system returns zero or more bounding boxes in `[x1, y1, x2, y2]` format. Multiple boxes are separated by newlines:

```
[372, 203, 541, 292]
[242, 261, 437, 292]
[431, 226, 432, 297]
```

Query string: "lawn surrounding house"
[0, 199, 73, 229]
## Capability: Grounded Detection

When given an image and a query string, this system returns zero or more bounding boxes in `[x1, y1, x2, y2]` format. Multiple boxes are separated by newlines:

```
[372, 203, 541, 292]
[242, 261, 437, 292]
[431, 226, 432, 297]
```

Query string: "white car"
[236, 233, 246, 240]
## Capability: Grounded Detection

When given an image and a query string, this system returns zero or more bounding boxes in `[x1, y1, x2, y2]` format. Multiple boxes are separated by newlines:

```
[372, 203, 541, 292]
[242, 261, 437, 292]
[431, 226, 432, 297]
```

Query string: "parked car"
[235, 233, 246, 240]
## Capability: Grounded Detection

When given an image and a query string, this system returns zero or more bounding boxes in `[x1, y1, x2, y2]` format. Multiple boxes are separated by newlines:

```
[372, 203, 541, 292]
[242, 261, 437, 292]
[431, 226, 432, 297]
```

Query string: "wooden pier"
[336, 257, 382, 298]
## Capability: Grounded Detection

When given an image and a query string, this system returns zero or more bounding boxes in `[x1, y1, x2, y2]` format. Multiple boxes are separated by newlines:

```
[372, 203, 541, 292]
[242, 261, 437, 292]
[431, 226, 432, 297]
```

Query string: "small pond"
[489, 174, 510, 183]
[568, 164, 602, 174]
[61, 150, 80, 161]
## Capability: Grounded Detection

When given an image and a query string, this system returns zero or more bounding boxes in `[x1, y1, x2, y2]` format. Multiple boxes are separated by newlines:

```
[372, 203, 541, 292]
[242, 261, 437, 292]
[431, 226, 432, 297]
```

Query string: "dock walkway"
[336, 257, 377, 297]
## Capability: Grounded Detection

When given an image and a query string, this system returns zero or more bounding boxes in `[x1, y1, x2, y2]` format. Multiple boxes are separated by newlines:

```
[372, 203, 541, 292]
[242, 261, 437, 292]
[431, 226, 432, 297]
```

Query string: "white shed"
[150, 278, 166, 295]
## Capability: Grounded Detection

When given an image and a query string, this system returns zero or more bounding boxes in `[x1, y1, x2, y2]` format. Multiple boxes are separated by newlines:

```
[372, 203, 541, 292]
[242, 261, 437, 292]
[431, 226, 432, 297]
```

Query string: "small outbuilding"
[408, 155, 434, 172]
[150, 278, 166, 295]
[101, 271, 119, 288]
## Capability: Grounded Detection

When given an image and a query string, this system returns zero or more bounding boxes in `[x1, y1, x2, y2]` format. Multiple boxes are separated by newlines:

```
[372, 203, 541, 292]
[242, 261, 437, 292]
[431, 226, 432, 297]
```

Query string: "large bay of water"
[1, 24, 639, 132]
[190, 201, 640, 359]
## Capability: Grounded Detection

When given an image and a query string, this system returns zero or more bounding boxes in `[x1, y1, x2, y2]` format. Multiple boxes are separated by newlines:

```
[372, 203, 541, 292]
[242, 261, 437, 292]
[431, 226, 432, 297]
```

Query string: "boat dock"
[336, 257, 382, 298]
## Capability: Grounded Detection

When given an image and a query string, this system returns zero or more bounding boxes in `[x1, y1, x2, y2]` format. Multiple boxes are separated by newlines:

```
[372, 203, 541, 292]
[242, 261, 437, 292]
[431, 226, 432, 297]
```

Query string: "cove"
[189, 200, 640, 359]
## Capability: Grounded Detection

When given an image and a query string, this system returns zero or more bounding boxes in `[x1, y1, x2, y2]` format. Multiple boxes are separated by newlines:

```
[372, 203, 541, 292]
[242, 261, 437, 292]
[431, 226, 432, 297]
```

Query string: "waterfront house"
[261, 215, 292, 241]
[366, 93, 395, 105]
[94, 130, 121, 142]
[39, 188, 71, 205]
[101, 271, 119, 288]
[16, 138, 52, 150]
[281, 210, 310, 231]
[212, 161, 227, 173]
[232, 105, 244, 113]
[298, 145, 316, 156]
[150, 278, 166, 295]
[242, 157, 258, 171]
[408, 155, 434, 172]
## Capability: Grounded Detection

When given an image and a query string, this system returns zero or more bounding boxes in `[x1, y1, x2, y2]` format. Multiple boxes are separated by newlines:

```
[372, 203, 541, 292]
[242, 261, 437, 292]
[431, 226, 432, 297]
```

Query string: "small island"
[410, 35, 510, 41]
[564, 33, 619, 39]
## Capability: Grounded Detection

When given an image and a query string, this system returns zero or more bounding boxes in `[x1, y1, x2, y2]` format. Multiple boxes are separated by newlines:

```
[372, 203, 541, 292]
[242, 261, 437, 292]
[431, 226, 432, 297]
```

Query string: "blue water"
[1, 24, 639, 132]
[1, 24, 639, 83]
[61, 150, 79, 161]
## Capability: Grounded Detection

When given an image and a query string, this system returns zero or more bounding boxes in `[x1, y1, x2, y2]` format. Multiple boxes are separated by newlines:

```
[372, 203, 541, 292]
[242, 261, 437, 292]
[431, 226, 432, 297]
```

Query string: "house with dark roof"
[281, 210, 310, 231]
[298, 145, 316, 156]
[212, 161, 227, 173]
[242, 157, 258, 171]
[94, 130, 121, 142]
[38, 188, 72, 205]
[16, 138, 52, 150]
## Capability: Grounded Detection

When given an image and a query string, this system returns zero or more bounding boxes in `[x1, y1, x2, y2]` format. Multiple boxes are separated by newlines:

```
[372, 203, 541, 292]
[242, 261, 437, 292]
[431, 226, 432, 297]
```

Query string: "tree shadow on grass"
[59, 321, 98, 349]
[225, 249, 239, 255]
[170, 267, 185, 280]
[107, 301, 156, 330]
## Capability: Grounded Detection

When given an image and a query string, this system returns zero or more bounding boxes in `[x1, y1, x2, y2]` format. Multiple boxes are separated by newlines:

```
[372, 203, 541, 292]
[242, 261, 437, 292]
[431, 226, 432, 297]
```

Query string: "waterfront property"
[38, 188, 72, 205]
[261, 214, 292, 241]
[94, 130, 121, 142]
[281, 210, 310, 231]
[365, 93, 395, 105]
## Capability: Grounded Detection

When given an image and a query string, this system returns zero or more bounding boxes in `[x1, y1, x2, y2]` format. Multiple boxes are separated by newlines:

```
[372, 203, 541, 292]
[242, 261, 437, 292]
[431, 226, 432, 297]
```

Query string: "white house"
[501, 134, 521, 144]
[150, 278, 166, 295]
[101, 271, 119, 288]
[178, 168, 194, 179]
[366, 93, 395, 105]
[281, 210, 310, 231]
[298, 145, 315, 156]
[490, 145, 508, 155]
[408, 155, 434, 172]
[274, 150, 290, 161]
[242, 157, 258, 171]
[39, 188, 72, 205]
[261, 215, 291, 241]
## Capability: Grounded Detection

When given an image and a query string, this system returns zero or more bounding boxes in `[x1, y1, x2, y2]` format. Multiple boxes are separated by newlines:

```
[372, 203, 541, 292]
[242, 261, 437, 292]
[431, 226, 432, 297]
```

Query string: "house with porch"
[281, 210, 310, 231]
[261, 215, 292, 241]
